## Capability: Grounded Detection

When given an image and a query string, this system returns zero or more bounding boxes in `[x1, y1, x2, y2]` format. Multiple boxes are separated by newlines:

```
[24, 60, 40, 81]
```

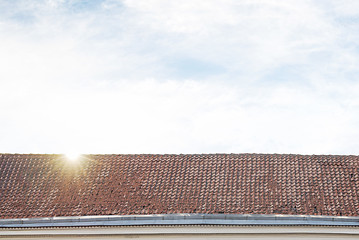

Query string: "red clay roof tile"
[0, 153, 359, 218]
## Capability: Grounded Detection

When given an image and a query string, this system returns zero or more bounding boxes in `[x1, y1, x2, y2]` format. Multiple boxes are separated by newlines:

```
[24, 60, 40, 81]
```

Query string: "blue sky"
[0, 0, 359, 155]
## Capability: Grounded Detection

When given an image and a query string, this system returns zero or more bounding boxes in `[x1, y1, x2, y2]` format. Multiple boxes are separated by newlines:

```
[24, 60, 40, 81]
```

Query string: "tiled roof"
[0, 153, 359, 219]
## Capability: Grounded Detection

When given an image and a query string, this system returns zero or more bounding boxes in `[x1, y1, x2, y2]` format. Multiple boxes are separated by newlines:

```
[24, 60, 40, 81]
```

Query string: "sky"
[0, 0, 359, 155]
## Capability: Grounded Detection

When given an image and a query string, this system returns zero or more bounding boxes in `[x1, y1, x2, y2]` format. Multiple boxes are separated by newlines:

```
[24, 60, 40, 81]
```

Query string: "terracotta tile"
[0, 153, 359, 218]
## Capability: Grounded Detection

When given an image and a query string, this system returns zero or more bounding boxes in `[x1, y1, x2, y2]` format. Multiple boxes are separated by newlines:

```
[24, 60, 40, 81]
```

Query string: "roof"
[1, 153, 359, 219]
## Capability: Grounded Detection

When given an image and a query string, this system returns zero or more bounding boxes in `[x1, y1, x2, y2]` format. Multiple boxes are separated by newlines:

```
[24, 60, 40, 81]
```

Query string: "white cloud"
[0, 0, 358, 154]
[122, 0, 339, 76]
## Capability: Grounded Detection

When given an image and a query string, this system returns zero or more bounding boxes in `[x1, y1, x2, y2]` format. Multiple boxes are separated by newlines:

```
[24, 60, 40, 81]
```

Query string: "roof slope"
[0, 153, 359, 219]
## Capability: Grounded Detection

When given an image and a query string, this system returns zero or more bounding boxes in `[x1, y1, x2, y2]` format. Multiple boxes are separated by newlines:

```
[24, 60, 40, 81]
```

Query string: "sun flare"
[64, 152, 82, 163]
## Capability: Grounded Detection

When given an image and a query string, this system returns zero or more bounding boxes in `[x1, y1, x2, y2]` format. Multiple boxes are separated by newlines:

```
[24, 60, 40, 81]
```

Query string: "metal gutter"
[1, 214, 359, 228]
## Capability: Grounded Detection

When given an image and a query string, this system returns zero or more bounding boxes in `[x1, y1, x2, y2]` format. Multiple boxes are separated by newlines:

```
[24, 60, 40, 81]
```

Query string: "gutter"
[1, 214, 359, 228]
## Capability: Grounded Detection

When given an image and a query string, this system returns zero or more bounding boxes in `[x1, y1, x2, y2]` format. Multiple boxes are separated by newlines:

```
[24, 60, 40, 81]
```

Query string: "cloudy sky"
[0, 0, 359, 155]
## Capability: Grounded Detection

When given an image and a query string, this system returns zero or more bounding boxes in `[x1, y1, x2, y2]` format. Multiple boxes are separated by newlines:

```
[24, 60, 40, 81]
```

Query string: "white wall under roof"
[2, 225, 359, 239]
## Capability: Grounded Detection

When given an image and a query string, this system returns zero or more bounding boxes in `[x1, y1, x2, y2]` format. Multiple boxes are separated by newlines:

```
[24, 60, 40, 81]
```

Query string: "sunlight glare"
[64, 152, 82, 163]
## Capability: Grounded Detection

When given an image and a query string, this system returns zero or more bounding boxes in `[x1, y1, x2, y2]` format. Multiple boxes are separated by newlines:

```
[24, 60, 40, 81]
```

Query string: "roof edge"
[1, 214, 359, 228]
[1, 153, 359, 157]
